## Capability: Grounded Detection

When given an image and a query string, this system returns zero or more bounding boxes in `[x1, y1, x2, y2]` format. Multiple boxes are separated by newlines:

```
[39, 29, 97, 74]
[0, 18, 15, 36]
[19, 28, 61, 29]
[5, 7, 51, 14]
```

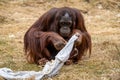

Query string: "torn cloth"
[0, 34, 79, 80]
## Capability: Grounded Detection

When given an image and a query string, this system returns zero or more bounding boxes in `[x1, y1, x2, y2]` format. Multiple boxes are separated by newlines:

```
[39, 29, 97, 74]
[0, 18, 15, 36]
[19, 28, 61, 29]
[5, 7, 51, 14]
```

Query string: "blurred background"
[0, 0, 120, 80]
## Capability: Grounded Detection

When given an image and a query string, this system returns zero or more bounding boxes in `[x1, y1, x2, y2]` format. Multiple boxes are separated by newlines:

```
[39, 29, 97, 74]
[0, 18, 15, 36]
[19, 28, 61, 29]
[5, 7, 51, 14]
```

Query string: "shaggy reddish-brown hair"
[24, 7, 91, 64]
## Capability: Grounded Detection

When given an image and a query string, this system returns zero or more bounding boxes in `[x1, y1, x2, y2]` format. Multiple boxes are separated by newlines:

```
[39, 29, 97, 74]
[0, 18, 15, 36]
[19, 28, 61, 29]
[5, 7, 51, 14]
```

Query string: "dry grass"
[0, 0, 120, 80]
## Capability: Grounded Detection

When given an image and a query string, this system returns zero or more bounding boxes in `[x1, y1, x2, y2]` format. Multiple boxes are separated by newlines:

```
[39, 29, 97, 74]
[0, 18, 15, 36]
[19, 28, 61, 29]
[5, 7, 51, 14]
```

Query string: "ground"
[0, 0, 120, 80]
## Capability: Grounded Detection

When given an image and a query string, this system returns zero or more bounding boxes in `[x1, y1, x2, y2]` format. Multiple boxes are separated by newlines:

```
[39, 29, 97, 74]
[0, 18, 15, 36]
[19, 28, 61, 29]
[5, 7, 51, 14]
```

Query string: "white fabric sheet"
[0, 34, 78, 80]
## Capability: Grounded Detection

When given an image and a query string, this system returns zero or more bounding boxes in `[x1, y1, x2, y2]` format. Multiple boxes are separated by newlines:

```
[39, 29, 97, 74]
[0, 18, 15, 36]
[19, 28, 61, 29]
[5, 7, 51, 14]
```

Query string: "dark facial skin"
[59, 13, 72, 38]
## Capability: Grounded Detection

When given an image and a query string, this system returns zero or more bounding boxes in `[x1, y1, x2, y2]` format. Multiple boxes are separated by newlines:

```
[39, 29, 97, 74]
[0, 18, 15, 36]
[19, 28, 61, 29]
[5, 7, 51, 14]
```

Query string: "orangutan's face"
[59, 13, 72, 37]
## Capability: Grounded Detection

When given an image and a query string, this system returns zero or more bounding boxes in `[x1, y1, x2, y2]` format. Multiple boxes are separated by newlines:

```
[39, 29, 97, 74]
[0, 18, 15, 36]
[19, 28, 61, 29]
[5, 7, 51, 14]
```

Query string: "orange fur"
[24, 7, 91, 64]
